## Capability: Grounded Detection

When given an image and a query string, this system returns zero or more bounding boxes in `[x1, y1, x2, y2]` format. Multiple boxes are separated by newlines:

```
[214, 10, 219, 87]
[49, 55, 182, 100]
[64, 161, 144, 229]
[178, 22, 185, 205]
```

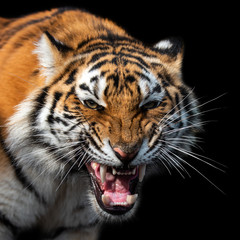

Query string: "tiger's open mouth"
[86, 162, 146, 215]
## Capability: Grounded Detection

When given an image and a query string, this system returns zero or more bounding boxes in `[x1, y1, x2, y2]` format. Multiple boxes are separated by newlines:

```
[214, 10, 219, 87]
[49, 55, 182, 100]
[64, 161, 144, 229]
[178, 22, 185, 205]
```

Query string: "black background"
[0, 1, 237, 239]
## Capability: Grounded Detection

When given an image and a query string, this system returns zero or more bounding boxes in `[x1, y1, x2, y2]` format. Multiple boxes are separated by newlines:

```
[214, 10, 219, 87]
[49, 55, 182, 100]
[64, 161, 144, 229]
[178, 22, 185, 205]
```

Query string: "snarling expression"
[28, 35, 199, 219]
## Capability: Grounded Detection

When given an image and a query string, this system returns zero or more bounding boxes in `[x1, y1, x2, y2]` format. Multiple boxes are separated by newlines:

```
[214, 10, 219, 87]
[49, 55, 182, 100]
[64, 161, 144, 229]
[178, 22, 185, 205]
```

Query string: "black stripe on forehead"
[89, 59, 109, 72]
[77, 35, 139, 51]
[152, 84, 162, 93]
[88, 55, 150, 75]
[79, 74, 101, 100]
[79, 83, 92, 93]
[79, 84, 100, 100]
[87, 52, 110, 65]
[85, 39, 152, 73]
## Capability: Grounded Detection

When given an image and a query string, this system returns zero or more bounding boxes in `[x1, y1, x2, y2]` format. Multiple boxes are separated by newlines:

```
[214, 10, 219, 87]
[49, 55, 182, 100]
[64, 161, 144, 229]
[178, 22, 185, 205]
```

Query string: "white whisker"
[164, 148, 225, 194]
[161, 106, 220, 132]
[160, 93, 226, 132]
[162, 120, 213, 136]
[159, 88, 196, 127]
[56, 159, 79, 192]
[23, 143, 86, 190]
[156, 154, 172, 175]
[159, 139, 226, 172]
[159, 148, 187, 178]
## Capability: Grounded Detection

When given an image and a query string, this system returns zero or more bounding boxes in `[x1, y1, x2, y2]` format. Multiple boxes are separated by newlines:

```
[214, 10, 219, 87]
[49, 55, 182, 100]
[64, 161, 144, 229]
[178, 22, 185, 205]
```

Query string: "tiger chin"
[0, 7, 200, 240]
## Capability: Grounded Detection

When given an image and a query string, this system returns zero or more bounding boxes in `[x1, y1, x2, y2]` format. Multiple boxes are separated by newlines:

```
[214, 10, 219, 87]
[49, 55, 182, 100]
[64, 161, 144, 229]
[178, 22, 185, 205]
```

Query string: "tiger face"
[7, 30, 199, 220]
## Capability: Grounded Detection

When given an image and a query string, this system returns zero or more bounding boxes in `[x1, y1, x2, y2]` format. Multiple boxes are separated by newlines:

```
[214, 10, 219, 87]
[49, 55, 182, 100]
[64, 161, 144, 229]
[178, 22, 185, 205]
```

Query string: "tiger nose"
[113, 147, 139, 164]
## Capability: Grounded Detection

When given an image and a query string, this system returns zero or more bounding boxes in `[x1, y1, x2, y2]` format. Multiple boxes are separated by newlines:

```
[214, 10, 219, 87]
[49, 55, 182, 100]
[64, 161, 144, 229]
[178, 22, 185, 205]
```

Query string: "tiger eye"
[141, 101, 161, 110]
[84, 100, 104, 110]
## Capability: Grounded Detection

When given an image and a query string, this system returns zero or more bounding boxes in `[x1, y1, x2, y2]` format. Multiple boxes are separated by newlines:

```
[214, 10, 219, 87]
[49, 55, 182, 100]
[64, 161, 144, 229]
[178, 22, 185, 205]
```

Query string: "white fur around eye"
[76, 68, 107, 107]
[138, 70, 165, 107]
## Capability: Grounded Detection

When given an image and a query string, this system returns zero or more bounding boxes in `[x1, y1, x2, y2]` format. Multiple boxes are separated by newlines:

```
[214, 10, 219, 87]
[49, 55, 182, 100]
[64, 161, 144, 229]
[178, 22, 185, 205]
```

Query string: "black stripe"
[0, 8, 76, 49]
[165, 87, 174, 104]
[44, 31, 73, 53]
[47, 91, 63, 124]
[146, 125, 161, 154]
[81, 44, 110, 55]
[51, 59, 84, 86]
[123, 59, 149, 72]
[9, 154, 47, 205]
[91, 127, 103, 145]
[175, 92, 180, 110]
[87, 51, 110, 65]
[51, 92, 63, 113]
[125, 75, 136, 83]
[79, 83, 92, 93]
[1, 137, 48, 205]
[160, 74, 170, 87]
[77, 35, 137, 54]
[65, 86, 75, 101]
[104, 85, 109, 96]
[134, 71, 151, 82]
[77, 38, 95, 50]
[107, 73, 119, 88]
[0, 212, 18, 235]
[90, 76, 99, 83]
[86, 133, 105, 155]
[30, 87, 49, 126]
[89, 59, 109, 72]
[152, 84, 162, 93]
[0, 88, 48, 205]
[99, 34, 138, 46]
[120, 53, 150, 68]
[120, 46, 156, 59]
[55, 117, 69, 127]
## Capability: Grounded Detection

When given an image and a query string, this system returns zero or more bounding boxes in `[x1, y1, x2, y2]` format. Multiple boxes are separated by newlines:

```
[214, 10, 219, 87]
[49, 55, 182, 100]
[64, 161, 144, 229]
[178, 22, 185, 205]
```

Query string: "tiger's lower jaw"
[86, 162, 146, 217]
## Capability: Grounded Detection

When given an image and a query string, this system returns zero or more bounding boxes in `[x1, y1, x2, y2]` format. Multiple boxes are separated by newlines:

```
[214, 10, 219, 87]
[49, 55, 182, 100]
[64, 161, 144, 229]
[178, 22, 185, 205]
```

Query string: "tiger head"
[8, 31, 199, 220]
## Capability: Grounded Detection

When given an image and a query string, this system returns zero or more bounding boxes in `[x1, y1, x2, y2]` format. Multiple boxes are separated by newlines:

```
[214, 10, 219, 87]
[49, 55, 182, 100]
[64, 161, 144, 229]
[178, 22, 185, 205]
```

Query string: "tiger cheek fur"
[0, 8, 201, 239]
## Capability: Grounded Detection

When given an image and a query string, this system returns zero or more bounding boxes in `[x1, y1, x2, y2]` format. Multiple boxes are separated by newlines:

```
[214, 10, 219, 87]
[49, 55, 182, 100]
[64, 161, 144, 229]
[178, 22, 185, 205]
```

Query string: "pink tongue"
[103, 173, 131, 202]
[91, 163, 131, 203]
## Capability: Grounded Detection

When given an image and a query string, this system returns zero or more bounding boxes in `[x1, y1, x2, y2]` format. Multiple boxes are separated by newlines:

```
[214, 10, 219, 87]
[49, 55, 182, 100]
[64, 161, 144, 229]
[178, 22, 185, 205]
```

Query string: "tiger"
[0, 7, 201, 240]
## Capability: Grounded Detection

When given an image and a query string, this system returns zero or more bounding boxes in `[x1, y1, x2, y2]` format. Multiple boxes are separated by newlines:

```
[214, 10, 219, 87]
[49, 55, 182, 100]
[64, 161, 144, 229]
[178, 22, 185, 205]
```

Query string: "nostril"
[113, 148, 128, 159]
[113, 147, 139, 163]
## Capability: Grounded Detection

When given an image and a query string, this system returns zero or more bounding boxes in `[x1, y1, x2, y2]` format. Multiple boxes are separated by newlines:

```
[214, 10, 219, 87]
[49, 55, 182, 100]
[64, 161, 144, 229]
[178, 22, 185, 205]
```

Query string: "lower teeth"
[110, 202, 128, 206]
[101, 194, 138, 207]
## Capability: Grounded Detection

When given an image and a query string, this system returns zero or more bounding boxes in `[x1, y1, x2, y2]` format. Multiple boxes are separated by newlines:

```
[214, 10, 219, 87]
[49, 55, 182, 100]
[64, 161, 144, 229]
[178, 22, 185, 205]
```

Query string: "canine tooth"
[101, 194, 111, 206]
[139, 165, 146, 182]
[132, 168, 136, 175]
[91, 162, 98, 170]
[112, 168, 117, 175]
[100, 165, 107, 183]
[126, 194, 138, 205]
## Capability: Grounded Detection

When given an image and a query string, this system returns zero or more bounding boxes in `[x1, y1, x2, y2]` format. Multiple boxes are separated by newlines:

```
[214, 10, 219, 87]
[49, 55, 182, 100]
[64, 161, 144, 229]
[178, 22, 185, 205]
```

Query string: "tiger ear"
[153, 37, 183, 58]
[34, 31, 72, 82]
[153, 38, 184, 76]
